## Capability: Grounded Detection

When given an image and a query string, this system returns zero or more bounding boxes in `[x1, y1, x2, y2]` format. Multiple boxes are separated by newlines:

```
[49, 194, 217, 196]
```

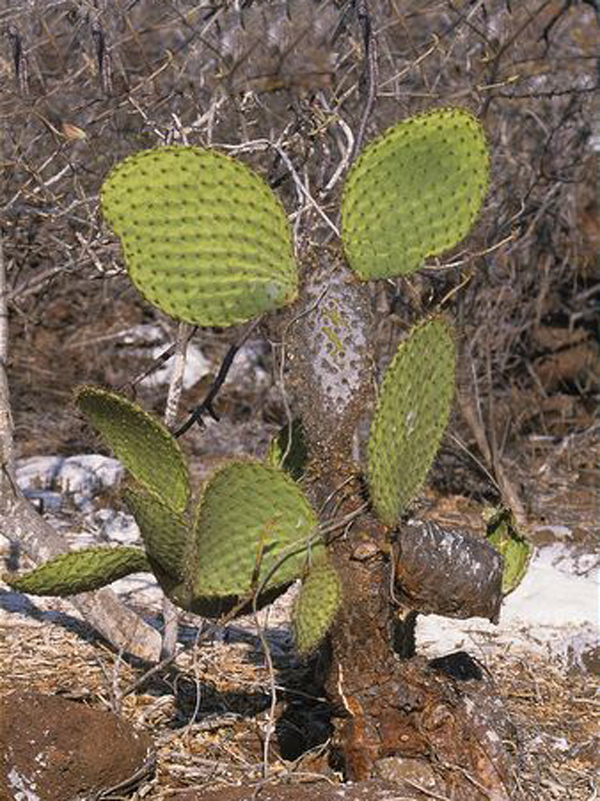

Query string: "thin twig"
[118, 326, 197, 393]
[352, 0, 378, 159]
[173, 318, 261, 437]
[161, 321, 194, 658]
[252, 597, 278, 781]
[0, 233, 14, 473]
[163, 322, 193, 428]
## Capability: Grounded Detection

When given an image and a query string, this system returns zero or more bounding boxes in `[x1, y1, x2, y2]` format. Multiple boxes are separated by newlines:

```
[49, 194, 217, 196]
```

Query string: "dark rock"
[428, 651, 484, 681]
[0, 689, 154, 801]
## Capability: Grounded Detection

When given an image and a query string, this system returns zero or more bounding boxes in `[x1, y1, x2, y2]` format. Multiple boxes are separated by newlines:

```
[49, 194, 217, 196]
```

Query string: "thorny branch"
[352, 0, 378, 159]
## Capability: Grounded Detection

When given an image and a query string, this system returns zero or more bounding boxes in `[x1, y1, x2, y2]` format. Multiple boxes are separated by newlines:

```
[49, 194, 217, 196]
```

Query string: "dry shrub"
[1, 0, 597, 468]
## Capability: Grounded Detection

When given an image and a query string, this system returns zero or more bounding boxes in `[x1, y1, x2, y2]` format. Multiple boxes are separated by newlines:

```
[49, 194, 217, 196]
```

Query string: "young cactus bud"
[292, 556, 342, 655]
[266, 419, 308, 481]
[484, 507, 532, 595]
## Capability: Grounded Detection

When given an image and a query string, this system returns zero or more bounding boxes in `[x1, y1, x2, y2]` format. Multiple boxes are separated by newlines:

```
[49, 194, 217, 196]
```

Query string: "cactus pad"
[292, 557, 342, 655]
[189, 460, 320, 599]
[266, 419, 308, 481]
[4, 546, 149, 596]
[123, 484, 189, 580]
[368, 316, 455, 526]
[484, 507, 532, 594]
[76, 385, 190, 514]
[341, 108, 489, 279]
[101, 146, 298, 327]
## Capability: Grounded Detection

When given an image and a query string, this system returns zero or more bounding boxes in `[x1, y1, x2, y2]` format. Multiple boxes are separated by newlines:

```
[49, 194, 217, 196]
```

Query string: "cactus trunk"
[286, 244, 513, 797]
[285, 245, 410, 776]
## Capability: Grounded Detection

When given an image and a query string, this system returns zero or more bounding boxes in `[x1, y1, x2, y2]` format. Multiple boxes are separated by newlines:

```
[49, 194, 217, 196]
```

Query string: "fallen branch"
[0, 233, 162, 663]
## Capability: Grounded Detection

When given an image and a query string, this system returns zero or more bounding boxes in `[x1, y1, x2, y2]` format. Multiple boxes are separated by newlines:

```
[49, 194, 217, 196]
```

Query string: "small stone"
[374, 756, 447, 794]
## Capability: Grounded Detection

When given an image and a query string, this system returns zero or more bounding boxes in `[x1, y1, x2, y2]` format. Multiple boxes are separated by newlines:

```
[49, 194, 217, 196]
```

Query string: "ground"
[0, 592, 597, 800]
[1, 441, 597, 799]
[1, 2, 598, 799]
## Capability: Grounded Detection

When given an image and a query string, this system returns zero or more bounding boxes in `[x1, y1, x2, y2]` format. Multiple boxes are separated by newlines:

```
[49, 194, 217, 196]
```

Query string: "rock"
[374, 756, 447, 795]
[0, 689, 154, 801]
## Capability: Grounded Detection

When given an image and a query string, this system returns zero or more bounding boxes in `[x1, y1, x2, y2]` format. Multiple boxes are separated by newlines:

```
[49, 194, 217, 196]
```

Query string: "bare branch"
[0, 232, 162, 663]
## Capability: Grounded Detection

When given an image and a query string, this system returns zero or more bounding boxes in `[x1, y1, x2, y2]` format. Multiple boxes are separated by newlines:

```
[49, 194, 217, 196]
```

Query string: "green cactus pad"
[292, 557, 342, 655]
[341, 108, 489, 279]
[368, 316, 455, 526]
[101, 146, 298, 327]
[76, 385, 190, 514]
[484, 506, 532, 594]
[4, 547, 149, 596]
[122, 484, 189, 580]
[190, 460, 320, 599]
[266, 419, 308, 481]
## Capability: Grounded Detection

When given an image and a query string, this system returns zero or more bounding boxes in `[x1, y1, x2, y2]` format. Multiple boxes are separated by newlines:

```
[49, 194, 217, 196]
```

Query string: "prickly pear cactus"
[341, 108, 489, 279]
[101, 146, 298, 327]
[292, 556, 342, 655]
[4, 546, 149, 596]
[189, 460, 320, 599]
[122, 484, 188, 580]
[266, 419, 308, 481]
[7, 107, 494, 671]
[368, 316, 455, 526]
[484, 507, 532, 594]
[75, 385, 190, 514]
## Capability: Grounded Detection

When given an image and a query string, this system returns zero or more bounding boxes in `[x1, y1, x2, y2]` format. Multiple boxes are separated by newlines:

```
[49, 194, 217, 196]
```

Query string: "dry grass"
[1, 611, 597, 801]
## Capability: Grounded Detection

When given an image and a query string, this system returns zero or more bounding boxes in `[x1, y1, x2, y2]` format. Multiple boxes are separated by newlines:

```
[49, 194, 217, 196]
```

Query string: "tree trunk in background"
[285, 245, 516, 799]
[0, 234, 163, 664]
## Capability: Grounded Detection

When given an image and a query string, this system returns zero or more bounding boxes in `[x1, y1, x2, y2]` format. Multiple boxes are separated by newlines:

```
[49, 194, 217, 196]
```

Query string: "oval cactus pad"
[292, 556, 342, 655]
[76, 385, 190, 514]
[368, 316, 455, 526]
[101, 146, 298, 327]
[341, 108, 489, 279]
[4, 546, 149, 596]
[190, 461, 320, 599]
[123, 484, 189, 581]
